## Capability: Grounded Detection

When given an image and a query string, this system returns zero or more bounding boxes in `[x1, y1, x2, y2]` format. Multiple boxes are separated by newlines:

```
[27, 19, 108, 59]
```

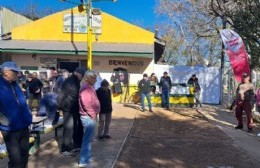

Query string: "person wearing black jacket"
[96, 79, 113, 140]
[28, 72, 43, 111]
[159, 71, 172, 110]
[57, 67, 86, 157]
[187, 74, 202, 107]
[138, 73, 153, 112]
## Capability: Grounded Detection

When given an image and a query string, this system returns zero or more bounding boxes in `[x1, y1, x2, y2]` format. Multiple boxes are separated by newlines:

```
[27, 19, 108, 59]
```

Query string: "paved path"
[197, 105, 260, 162]
[114, 105, 260, 168]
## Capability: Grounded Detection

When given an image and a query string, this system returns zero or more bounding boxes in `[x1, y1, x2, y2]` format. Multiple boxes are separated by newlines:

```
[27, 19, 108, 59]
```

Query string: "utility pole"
[85, 0, 93, 70]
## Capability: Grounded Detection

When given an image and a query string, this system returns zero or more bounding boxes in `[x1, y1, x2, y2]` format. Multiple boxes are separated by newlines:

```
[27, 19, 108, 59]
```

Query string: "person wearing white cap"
[0, 61, 32, 168]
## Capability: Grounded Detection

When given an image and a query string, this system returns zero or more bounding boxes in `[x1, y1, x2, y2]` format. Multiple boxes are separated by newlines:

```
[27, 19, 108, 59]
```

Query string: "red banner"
[220, 29, 250, 82]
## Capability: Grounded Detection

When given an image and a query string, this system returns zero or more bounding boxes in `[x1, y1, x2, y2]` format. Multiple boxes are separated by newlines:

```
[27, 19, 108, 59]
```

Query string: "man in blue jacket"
[0, 61, 32, 168]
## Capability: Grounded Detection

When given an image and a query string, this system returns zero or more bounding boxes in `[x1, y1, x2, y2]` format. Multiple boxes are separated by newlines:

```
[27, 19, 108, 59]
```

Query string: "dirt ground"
[114, 107, 260, 168]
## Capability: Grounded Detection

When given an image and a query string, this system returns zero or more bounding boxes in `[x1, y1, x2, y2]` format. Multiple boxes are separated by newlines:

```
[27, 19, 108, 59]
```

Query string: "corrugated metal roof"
[1, 7, 32, 34]
[0, 40, 154, 53]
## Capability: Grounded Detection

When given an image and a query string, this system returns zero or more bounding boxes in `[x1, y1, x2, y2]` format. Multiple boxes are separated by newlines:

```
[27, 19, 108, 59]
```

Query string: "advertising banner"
[220, 29, 250, 82]
[63, 13, 102, 34]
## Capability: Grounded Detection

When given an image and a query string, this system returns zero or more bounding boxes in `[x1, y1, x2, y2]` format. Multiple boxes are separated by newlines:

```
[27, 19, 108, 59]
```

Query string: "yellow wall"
[12, 7, 154, 44]
[112, 85, 195, 106]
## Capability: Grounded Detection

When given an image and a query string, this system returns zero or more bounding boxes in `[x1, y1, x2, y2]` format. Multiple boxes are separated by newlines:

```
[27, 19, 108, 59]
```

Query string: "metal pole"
[86, 0, 93, 70]
[220, 15, 227, 105]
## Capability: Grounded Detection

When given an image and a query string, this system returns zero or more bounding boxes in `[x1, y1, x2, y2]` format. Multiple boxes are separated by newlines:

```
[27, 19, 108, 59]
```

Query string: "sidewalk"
[28, 103, 137, 168]
[0, 103, 137, 168]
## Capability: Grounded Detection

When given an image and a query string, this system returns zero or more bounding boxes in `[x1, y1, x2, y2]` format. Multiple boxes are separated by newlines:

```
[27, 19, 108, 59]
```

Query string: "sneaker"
[78, 163, 92, 168]
[141, 109, 145, 112]
[149, 109, 153, 112]
[78, 163, 93, 168]
[60, 151, 76, 157]
[71, 148, 81, 154]
[235, 125, 243, 130]
[103, 135, 111, 139]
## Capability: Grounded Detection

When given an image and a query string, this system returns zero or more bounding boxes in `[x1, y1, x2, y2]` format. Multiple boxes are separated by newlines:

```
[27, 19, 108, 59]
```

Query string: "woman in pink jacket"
[78, 70, 100, 168]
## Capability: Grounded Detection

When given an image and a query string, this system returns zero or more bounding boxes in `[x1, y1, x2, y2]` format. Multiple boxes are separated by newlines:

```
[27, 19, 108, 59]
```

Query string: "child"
[96, 79, 113, 140]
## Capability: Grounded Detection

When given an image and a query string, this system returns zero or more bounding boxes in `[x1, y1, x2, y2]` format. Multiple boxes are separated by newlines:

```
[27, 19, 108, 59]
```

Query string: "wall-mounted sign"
[63, 13, 102, 34]
[109, 60, 144, 66]
[92, 15, 101, 34]
[40, 57, 57, 68]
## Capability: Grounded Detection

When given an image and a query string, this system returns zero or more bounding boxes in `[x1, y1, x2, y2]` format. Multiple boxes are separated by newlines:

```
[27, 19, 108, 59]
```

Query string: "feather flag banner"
[220, 29, 250, 82]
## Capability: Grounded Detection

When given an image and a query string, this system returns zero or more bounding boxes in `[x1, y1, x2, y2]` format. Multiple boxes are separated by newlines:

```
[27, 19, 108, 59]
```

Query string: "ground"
[114, 106, 260, 168]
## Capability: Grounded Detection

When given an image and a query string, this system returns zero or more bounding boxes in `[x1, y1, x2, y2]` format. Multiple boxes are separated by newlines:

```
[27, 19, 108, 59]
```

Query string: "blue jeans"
[38, 93, 59, 125]
[79, 116, 96, 165]
[162, 90, 170, 108]
[140, 92, 152, 110]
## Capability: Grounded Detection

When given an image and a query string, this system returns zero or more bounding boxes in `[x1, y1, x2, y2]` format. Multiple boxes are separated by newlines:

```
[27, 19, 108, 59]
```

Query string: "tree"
[156, 0, 223, 66]
[208, 0, 260, 69]
[156, 0, 259, 68]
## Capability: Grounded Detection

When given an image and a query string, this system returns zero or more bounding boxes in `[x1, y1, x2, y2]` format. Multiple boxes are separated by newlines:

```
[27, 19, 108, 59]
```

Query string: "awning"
[0, 40, 154, 58]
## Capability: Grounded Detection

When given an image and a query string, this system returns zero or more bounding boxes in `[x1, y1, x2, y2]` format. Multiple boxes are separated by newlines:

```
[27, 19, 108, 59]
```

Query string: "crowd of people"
[0, 61, 113, 168]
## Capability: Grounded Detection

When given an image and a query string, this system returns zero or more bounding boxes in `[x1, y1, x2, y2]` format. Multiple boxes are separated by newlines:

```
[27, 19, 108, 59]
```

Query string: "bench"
[0, 117, 63, 159]
[29, 117, 63, 155]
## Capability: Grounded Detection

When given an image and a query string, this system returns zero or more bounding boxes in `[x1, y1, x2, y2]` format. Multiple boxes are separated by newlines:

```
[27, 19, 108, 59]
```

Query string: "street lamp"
[60, 0, 117, 70]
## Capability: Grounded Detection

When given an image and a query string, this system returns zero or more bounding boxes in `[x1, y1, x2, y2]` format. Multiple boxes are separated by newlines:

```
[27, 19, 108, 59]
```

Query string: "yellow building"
[0, 7, 194, 106]
[0, 7, 159, 101]
[0, 7, 155, 74]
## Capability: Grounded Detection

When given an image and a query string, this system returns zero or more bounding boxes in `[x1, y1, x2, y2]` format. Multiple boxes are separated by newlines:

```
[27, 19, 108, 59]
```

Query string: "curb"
[111, 111, 138, 168]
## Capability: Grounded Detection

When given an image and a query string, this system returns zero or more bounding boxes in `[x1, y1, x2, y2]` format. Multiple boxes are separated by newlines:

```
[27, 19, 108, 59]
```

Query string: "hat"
[243, 73, 250, 78]
[1, 61, 20, 72]
[74, 67, 86, 76]
[192, 74, 196, 77]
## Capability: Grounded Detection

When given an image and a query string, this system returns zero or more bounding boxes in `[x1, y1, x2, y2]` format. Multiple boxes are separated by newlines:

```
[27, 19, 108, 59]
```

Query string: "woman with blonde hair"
[78, 70, 100, 167]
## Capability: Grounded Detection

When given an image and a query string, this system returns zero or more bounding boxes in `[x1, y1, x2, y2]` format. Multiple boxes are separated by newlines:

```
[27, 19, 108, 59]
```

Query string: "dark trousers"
[1, 128, 30, 168]
[235, 101, 253, 128]
[61, 110, 83, 152]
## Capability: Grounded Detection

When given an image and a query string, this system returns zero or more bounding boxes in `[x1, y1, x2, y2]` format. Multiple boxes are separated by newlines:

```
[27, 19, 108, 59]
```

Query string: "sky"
[0, 0, 157, 30]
